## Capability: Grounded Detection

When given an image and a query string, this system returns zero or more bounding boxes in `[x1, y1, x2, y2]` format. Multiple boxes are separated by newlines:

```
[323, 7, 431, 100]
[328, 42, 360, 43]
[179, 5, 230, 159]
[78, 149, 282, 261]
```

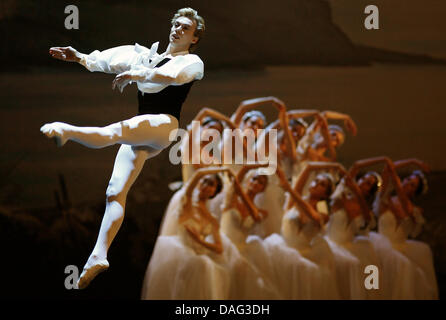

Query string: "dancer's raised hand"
[49, 46, 81, 62]
[112, 71, 133, 93]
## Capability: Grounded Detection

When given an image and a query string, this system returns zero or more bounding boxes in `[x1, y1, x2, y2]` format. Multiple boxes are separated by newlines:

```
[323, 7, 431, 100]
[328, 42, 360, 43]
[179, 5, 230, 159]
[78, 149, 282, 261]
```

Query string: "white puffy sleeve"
[156, 54, 204, 84]
[78, 42, 156, 74]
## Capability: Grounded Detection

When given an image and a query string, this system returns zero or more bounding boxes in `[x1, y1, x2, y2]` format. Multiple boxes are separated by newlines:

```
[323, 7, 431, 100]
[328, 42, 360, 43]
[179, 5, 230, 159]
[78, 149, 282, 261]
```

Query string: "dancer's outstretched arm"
[49, 44, 143, 74]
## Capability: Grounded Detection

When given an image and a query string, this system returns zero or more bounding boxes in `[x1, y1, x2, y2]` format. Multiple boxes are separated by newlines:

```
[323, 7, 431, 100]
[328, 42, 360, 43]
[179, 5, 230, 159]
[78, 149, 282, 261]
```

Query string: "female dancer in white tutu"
[229, 97, 295, 236]
[297, 110, 357, 164]
[219, 164, 314, 299]
[142, 167, 274, 299]
[143, 167, 226, 299]
[220, 164, 270, 251]
[158, 109, 235, 237]
[278, 162, 346, 298]
[40, 8, 205, 288]
[347, 156, 425, 299]
[371, 158, 438, 299]
[228, 96, 292, 173]
[325, 160, 383, 299]
[181, 108, 236, 182]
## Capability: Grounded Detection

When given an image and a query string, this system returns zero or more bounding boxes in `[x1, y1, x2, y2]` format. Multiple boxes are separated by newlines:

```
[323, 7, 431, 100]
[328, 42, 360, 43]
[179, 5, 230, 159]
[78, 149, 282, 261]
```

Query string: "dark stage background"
[0, 0, 445, 299]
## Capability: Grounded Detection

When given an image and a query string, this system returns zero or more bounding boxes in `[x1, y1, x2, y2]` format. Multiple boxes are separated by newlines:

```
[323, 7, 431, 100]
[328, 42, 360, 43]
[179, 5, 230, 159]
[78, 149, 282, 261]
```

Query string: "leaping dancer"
[40, 8, 205, 289]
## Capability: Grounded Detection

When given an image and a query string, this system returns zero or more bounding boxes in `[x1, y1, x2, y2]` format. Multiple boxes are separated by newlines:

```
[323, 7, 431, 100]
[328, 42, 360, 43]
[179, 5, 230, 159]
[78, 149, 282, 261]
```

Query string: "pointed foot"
[76, 256, 109, 289]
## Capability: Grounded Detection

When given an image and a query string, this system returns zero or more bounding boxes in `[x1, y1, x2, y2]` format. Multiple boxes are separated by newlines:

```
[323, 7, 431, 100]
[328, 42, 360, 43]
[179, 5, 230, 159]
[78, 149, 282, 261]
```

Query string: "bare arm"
[49, 46, 82, 63]
[236, 163, 270, 183]
[294, 161, 346, 196]
[231, 96, 286, 126]
[275, 166, 321, 223]
[393, 158, 430, 172]
[348, 156, 393, 179]
[184, 225, 223, 254]
[384, 161, 413, 217]
[194, 108, 236, 129]
[321, 110, 357, 136]
[343, 175, 373, 223]
[280, 112, 297, 161]
[184, 167, 230, 198]
[231, 176, 262, 221]
[287, 109, 320, 119]
[317, 115, 337, 161]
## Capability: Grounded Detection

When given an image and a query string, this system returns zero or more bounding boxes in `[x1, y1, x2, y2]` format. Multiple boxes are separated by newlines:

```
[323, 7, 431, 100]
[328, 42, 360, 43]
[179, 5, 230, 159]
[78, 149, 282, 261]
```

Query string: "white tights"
[41, 114, 178, 287]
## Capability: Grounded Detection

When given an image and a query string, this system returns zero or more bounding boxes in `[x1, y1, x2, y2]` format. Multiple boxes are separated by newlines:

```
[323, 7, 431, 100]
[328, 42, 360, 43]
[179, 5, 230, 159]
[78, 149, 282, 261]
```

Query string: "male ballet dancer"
[41, 8, 205, 289]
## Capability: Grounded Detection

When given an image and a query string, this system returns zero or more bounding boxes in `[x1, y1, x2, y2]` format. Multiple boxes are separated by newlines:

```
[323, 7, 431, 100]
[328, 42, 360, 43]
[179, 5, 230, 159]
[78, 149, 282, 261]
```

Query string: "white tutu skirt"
[253, 174, 286, 237]
[244, 234, 328, 299]
[325, 209, 381, 299]
[141, 231, 275, 300]
[141, 235, 230, 299]
[369, 211, 438, 299]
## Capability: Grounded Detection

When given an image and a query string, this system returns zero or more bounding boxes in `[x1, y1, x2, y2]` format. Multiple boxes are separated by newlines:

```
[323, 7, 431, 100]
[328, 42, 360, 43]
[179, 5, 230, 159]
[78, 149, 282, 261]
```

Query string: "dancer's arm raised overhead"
[308, 115, 337, 161]
[321, 110, 358, 136]
[276, 165, 322, 224]
[393, 158, 430, 172]
[228, 175, 262, 222]
[292, 161, 346, 199]
[381, 160, 415, 218]
[348, 156, 393, 179]
[346, 156, 393, 216]
[180, 167, 232, 254]
[234, 163, 271, 221]
[383, 159, 429, 217]
[194, 108, 236, 129]
[231, 96, 287, 125]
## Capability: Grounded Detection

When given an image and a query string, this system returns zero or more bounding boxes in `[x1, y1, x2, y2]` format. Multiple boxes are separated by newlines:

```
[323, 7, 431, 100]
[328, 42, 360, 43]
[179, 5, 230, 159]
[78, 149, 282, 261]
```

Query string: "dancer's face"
[201, 120, 224, 139]
[169, 16, 198, 50]
[248, 174, 268, 194]
[402, 174, 420, 198]
[358, 173, 377, 197]
[198, 175, 219, 199]
[242, 115, 265, 137]
[309, 176, 331, 199]
[329, 130, 344, 148]
[290, 123, 306, 142]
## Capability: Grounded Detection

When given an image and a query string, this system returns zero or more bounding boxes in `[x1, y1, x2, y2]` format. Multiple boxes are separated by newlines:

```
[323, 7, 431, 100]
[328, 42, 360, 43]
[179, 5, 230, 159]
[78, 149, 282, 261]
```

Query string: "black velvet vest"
[137, 57, 194, 121]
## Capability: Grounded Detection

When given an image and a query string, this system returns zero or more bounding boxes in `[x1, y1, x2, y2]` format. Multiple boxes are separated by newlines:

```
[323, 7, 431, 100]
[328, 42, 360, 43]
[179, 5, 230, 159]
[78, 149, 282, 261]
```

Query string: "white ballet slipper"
[76, 256, 109, 289]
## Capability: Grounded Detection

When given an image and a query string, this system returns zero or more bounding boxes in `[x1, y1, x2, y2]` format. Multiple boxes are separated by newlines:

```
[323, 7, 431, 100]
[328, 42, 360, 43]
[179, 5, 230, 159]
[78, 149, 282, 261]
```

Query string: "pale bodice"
[220, 207, 256, 249]
[377, 209, 423, 244]
[326, 208, 364, 245]
[281, 206, 321, 251]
